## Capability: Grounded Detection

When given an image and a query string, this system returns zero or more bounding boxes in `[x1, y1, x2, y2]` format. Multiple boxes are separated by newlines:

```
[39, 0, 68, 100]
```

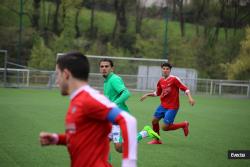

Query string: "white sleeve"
[122, 159, 137, 167]
[117, 111, 137, 166]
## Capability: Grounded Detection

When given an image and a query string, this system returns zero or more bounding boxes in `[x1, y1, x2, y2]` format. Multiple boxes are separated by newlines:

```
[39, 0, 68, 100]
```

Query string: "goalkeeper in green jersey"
[99, 58, 160, 153]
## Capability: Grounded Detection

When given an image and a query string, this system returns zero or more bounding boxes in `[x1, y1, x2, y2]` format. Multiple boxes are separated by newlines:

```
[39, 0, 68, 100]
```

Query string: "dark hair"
[99, 58, 114, 67]
[161, 62, 172, 69]
[56, 51, 89, 80]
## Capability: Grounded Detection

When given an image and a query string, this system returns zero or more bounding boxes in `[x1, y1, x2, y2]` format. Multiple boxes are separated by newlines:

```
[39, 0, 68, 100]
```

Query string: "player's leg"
[108, 129, 113, 162]
[152, 105, 166, 136]
[147, 105, 165, 144]
[107, 125, 122, 163]
[152, 117, 161, 136]
[113, 125, 160, 145]
[137, 125, 160, 142]
[114, 143, 122, 153]
[116, 105, 164, 144]
[161, 109, 189, 137]
[111, 125, 123, 153]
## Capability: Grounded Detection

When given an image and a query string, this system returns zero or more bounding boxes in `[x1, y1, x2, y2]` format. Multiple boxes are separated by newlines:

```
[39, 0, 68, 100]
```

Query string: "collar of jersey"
[105, 72, 114, 81]
[70, 85, 89, 100]
[162, 75, 172, 80]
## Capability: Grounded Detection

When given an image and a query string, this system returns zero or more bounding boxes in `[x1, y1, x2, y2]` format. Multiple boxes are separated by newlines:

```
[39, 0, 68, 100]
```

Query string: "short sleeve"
[156, 79, 162, 96]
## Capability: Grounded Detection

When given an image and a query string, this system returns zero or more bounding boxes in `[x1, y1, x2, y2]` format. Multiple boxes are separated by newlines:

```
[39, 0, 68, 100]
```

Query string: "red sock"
[167, 122, 186, 131]
[152, 123, 160, 136]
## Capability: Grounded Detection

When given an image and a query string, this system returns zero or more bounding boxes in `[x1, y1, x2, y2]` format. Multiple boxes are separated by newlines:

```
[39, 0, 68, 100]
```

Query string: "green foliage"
[141, 18, 165, 39]
[106, 42, 124, 56]
[85, 40, 108, 56]
[194, 40, 229, 79]
[95, 10, 116, 34]
[0, 1, 249, 79]
[134, 35, 163, 59]
[168, 37, 198, 68]
[0, 2, 18, 26]
[50, 13, 77, 53]
[226, 27, 250, 80]
[28, 36, 54, 70]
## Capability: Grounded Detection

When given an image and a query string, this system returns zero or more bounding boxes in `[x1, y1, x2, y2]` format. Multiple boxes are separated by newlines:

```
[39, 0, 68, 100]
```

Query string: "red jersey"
[156, 75, 189, 110]
[56, 85, 137, 167]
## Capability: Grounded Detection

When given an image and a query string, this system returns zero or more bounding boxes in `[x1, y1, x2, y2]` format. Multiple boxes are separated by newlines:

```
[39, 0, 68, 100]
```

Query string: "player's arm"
[140, 92, 157, 101]
[186, 91, 195, 106]
[175, 77, 195, 106]
[140, 80, 161, 101]
[107, 108, 137, 167]
[39, 132, 66, 146]
[114, 89, 131, 104]
[112, 77, 131, 104]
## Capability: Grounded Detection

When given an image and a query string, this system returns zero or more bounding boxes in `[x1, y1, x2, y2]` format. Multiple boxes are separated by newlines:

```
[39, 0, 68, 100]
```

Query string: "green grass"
[0, 88, 250, 167]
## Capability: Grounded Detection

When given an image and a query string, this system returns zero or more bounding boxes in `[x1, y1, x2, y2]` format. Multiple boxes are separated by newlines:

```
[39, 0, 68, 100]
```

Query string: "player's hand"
[39, 132, 58, 146]
[189, 98, 195, 106]
[140, 94, 148, 101]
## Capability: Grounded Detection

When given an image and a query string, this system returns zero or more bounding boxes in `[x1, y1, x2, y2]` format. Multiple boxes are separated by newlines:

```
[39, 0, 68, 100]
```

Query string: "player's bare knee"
[115, 147, 123, 153]
[161, 124, 170, 131]
[152, 119, 159, 124]
[115, 144, 123, 153]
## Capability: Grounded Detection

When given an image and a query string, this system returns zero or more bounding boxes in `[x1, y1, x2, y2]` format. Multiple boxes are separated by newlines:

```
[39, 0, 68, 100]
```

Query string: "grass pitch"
[0, 88, 249, 167]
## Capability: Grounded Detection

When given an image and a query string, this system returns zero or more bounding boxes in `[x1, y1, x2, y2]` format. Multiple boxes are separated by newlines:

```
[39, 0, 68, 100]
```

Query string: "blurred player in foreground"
[39, 52, 137, 167]
[99, 58, 160, 153]
[140, 62, 195, 144]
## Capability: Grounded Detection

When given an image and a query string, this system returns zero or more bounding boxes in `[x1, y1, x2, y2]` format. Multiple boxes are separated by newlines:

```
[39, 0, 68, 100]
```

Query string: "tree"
[71, 0, 84, 38]
[172, 0, 177, 20]
[58, 0, 83, 38]
[176, 0, 185, 37]
[32, 0, 41, 30]
[211, 0, 227, 43]
[112, 0, 128, 45]
[28, 36, 54, 69]
[52, 0, 62, 35]
[232, 0, 240, 34]
[135, 0, 146, 34]
[191, 0, 207, 37]
[74, 6, 81, 38]
[227, 27, 250, 80]
[134, 35, 163, 59]
[89, 0, 97, 38]
[51, 13, 76, 53]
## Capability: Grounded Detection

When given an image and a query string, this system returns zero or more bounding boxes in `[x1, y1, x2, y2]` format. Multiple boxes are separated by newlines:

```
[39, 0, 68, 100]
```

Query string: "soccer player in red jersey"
[140, 62, 195, 144]
[39, 52, 137, 167]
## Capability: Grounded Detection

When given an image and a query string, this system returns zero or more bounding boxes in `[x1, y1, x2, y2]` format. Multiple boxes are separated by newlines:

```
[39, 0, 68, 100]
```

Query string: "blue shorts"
[154, 105, 178, 124]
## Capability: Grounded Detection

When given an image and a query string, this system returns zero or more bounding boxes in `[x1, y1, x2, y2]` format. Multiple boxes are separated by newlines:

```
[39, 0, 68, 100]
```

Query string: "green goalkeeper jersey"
[104, 72, 130, 112]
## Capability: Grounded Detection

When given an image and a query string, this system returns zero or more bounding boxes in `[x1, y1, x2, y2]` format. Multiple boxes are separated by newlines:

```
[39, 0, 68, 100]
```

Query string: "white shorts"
[108, 125, 121, 143]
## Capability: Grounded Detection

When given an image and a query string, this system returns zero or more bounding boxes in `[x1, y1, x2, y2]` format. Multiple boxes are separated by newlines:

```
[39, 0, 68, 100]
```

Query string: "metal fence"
[0, 68, 249, 98]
